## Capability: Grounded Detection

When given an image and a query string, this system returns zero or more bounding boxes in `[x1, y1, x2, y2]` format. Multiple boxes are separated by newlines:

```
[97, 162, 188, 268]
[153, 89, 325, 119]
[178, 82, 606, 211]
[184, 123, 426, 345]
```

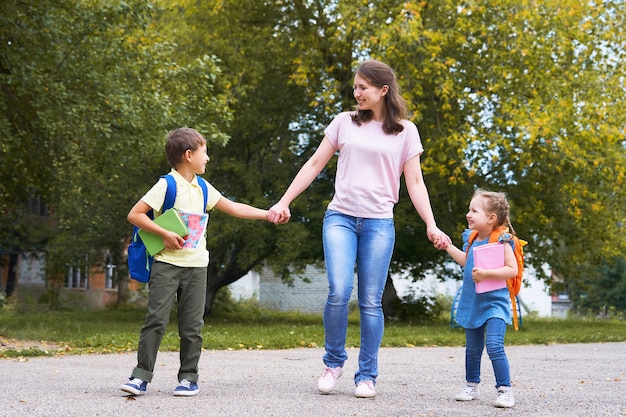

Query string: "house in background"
[550, 292, 573, 318]
[3, 252, 567, 317]
[0, 192, 131, 309]
[0, 251, 139, 310]
[231, 265, 358, 314]
[230, 263, 562, 318]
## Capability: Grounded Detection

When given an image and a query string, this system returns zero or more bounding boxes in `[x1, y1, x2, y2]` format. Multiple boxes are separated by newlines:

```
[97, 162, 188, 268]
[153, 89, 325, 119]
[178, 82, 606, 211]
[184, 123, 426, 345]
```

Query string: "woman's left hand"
[428, 227, 451, 250]
[426, 226, 452, 249]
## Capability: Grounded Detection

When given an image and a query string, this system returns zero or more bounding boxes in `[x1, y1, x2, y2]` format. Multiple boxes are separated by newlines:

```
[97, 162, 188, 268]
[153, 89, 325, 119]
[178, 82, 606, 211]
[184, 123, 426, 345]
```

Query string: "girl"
[268, 59, 450, 398]
[441, 189, 518, 408]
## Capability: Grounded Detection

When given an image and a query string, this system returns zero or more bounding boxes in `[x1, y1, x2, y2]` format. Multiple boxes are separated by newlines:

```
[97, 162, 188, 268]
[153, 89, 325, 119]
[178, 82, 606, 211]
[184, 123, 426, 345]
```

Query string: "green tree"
[0, 0, 231, 299]
[3, 0, 624, 315]
[373, 0, 626, 292]
[159, 0, 326, 314]
[169, 0, 455, 314]
[166, 0, 626, 313]
[567, 257, 626, 317]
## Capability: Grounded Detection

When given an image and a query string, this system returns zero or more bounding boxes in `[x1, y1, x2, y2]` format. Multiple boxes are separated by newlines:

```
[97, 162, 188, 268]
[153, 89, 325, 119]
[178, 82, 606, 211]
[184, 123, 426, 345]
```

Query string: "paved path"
[1, 342, 624, 416]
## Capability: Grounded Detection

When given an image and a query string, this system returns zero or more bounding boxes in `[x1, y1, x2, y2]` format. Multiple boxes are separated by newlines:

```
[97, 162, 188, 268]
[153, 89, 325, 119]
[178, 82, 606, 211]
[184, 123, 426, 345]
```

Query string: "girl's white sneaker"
[494, 386, 515, 408]
[455, 383, 480, 401]
[354, 380, 376, 398]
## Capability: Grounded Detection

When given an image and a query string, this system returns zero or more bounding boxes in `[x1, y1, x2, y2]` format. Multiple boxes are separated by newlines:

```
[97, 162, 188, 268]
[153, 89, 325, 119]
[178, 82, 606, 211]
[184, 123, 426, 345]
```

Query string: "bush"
[387, 289, 450, 324]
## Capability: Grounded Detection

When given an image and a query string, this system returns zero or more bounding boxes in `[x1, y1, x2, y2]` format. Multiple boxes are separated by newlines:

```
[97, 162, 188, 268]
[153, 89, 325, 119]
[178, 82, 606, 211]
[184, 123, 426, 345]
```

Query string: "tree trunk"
[6, 253, 18, 297]
[117, 275, 130, 305]
[204, 264, 245, 317]
[382, 272, 400, 319]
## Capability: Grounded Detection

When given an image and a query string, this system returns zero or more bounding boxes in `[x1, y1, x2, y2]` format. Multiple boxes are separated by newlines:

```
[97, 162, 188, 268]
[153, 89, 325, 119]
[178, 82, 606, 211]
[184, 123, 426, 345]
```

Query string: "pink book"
[473, 242, 507, 293]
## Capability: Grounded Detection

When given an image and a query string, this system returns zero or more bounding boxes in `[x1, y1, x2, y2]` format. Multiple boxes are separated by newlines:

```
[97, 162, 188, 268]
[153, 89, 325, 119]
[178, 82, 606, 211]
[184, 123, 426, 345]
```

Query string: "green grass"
[0, 306, 625, 358]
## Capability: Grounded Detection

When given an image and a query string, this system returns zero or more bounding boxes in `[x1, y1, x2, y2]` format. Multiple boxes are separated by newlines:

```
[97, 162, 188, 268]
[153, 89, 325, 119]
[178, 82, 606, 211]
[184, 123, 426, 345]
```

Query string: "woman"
[268, 59, 450, 398]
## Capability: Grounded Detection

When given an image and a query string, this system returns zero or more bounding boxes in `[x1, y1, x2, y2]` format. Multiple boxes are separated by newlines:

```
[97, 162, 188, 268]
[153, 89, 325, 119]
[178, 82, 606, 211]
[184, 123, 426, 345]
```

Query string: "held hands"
[267, 201, 291, 225]
[432, 236, 446, 250]
[428, 227, 451, 250]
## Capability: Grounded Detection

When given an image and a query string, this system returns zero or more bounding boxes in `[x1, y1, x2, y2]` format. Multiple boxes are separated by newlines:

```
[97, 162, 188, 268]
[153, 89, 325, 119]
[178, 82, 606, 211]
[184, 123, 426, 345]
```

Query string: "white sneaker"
[494, 386, 515, 408]
[354, 380, 376, 398]
[455, 383, 480, 401]
[317, 366, 343, 394]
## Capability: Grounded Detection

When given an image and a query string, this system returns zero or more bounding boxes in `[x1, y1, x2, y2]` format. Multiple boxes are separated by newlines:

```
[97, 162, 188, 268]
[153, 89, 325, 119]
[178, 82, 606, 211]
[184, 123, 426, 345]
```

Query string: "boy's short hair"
[165, 128, 206, 167]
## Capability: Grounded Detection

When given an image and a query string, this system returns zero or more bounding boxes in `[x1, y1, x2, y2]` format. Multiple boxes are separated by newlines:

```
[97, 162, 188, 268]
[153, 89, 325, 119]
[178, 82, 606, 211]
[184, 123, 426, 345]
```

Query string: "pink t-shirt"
[325, 112, 423, 218]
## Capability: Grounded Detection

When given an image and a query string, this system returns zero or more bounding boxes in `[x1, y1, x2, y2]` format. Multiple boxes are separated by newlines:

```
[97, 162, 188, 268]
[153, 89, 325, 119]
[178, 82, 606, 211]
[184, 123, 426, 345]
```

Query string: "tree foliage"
[567, 258, 626, 316]
[1, 0, 624, 312]
[369, 0, 626, 286]
[0, 0, 231, 282]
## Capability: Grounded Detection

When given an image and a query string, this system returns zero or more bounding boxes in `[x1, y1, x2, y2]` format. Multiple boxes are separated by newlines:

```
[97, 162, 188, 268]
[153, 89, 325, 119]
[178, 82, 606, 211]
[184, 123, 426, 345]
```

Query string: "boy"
[121, 127, 269, 397]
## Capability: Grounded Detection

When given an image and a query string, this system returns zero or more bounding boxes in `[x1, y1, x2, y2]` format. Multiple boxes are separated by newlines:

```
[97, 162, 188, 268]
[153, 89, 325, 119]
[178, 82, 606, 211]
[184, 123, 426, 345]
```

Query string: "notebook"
[178, 210, 209, 249]
[473, 242, 507, 293]
[138, 209, 189, 256]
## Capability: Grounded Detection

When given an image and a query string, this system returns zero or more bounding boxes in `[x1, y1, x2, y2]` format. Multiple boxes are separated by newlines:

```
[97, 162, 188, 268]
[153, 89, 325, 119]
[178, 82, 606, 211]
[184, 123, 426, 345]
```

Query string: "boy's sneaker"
[120, 377, 147, 396]
[317, 366, 343, 394]
[455, 383, 480, 401]
[354, 380, 376, 398]
[173, 379, 199, 396]
[494, 386, 515, 408]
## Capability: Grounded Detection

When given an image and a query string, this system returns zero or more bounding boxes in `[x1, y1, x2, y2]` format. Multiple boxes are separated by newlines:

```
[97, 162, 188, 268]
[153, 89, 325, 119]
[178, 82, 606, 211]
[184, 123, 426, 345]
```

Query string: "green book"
[138, 209, 189, 256]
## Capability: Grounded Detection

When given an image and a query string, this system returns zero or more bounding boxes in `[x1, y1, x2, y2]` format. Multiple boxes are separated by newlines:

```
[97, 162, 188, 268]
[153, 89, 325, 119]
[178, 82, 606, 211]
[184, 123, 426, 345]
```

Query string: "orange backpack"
[466, 226, 526, 331]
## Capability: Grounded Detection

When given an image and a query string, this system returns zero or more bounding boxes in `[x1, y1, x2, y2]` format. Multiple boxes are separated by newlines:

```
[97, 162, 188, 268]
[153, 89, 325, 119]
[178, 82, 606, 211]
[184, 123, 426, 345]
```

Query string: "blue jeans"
[321, 210, 395, 385]
[464, 318, 511, 388]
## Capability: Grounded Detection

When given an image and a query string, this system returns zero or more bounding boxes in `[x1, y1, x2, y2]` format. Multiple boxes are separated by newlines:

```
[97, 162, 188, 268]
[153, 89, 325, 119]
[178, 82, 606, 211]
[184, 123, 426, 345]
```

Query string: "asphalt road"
[1, 342, 624, 417]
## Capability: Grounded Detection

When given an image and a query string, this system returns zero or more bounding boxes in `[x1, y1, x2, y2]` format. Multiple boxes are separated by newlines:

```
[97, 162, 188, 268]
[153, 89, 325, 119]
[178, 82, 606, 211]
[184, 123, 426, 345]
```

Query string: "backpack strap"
[466, 228, 502, 251]
[466, 230, 478, 248]
[196, 175, 208, 212]
[162, 174, 177, 212]
[161, 174, 207, 212]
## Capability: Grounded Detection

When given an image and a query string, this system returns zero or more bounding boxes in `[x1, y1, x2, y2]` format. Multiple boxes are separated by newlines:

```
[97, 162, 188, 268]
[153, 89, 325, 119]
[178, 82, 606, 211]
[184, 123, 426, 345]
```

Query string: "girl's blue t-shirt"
[455, 229, 513, 329]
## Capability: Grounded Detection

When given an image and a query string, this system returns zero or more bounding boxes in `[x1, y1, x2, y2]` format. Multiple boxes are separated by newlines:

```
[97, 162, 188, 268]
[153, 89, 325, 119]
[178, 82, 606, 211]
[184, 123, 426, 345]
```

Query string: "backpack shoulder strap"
[467, 230, 479, 246]
[196, 175, 209, 212]
[465, 228, 507, 256]
[162, 174, 177, 211]
[465, 229, 492, 250]
[464, 230, 478, 257]
[491, 227, 507, 243]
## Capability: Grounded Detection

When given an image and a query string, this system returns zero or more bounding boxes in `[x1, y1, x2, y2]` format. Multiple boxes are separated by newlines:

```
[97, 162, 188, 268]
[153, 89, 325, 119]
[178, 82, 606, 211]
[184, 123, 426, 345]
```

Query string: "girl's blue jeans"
[464, 317, 511, 388]
[321, 210, 395, 385]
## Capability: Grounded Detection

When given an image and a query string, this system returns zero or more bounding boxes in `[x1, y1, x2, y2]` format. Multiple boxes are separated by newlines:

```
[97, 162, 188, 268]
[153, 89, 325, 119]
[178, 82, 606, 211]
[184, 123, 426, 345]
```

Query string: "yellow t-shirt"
[141, 169, 221, 267]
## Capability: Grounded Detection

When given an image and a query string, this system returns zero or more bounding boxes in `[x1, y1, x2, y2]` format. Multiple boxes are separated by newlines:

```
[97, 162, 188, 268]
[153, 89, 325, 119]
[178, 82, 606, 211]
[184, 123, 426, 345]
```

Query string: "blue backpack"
[127, 174, 208, 282]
